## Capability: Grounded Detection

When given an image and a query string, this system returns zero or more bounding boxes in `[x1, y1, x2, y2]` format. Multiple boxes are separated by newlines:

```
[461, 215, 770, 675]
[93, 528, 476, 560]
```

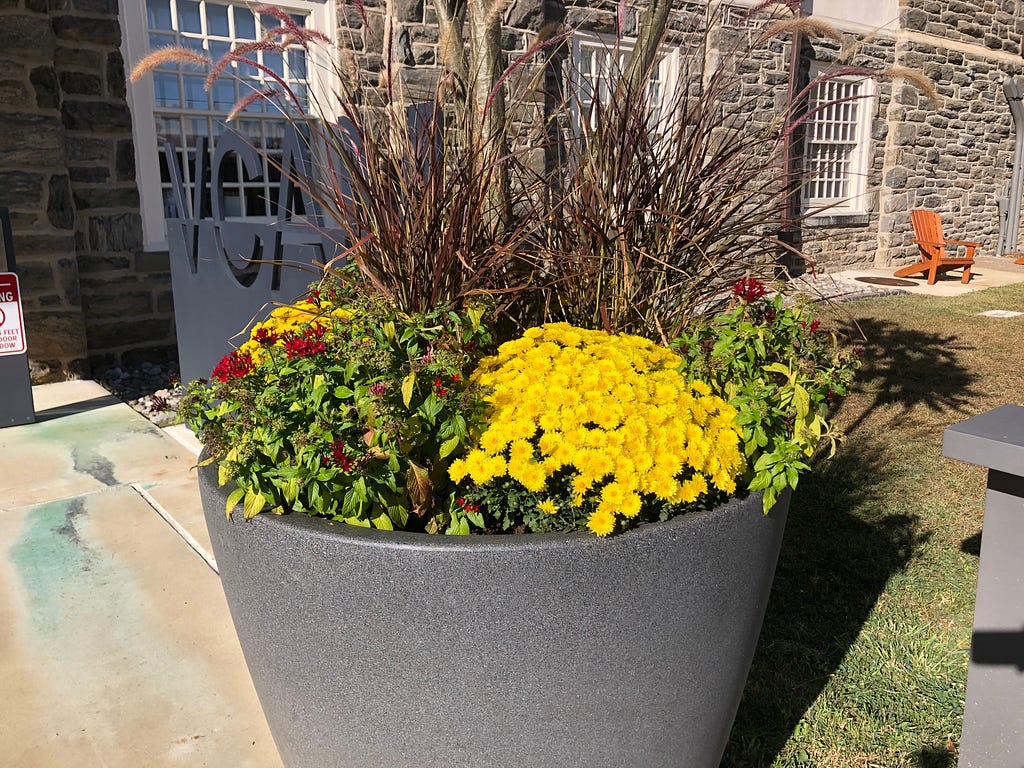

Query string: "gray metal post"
[942, 404, 1024, 766]
[1001, 77, 1024, 256]
[0, 207, 35, 427]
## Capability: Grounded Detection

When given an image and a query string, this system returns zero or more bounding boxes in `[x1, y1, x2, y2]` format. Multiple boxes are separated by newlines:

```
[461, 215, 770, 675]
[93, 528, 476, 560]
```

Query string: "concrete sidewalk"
[820, 255, 1024, 299]
[0, 381, 282, 768]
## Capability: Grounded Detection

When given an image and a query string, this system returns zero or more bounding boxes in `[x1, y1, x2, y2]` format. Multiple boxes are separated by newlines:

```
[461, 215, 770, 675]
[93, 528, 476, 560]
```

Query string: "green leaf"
[387, 503, 410, 529]
[225, 486, 244, 518]
[446, 516, 471, 535]
[371, 512, 394, 530]
[418, 393, 444, 424]
[438, 436, 460, 459]
[793, 384, 810, 420]
[401, 371, 416, 408]
[243, 489, 264, 519]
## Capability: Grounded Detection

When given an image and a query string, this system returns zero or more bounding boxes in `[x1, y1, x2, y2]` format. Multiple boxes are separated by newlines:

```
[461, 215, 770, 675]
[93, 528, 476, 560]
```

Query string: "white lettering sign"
[0, 273, 26, 356]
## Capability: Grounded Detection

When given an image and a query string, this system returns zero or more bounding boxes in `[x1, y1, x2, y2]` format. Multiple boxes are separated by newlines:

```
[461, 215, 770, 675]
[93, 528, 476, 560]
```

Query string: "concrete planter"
[199, 460, 789, 768]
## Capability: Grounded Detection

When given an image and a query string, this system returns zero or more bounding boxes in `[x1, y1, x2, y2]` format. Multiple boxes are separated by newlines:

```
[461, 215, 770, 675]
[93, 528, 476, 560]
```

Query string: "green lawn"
[722, 283, 1024, 767]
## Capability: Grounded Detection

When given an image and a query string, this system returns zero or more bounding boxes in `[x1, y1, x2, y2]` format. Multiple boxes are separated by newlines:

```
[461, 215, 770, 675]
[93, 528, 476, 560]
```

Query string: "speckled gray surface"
[200, 461, 789, 768]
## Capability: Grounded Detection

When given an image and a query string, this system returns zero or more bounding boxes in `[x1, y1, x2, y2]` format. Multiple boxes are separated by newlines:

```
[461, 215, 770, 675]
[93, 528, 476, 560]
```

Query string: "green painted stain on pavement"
[8, 497, 98, 635]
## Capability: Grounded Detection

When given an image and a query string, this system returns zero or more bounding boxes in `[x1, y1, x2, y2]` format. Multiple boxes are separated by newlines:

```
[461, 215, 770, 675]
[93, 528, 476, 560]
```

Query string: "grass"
[721, 282, 1024, 768]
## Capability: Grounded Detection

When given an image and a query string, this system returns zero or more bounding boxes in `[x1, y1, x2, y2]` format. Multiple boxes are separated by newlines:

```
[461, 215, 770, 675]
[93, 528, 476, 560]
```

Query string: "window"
[569, 32, 680, 133]
[802, 71, 875, 216]
[120, 0, 336, 250]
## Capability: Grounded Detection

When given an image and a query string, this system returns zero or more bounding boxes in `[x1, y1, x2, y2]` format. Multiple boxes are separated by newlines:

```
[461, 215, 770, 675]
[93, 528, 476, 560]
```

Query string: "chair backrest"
[911, 209, 945, 260]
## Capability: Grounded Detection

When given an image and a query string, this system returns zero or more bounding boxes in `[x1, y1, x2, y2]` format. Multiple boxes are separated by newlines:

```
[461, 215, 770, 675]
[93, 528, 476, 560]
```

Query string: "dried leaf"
[406, 461, 433, 517]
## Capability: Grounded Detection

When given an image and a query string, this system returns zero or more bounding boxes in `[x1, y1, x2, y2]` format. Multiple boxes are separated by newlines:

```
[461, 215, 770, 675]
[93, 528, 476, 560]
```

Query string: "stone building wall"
[0, 0, 176, 383]
[874, 0, 1024, 267]
[799, 35, 897, 271]
[0, 0, 88, 382]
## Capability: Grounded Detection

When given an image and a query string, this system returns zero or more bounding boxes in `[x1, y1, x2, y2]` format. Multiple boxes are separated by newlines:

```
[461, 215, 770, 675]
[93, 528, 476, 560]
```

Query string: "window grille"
[569, 32, 679, 133]
[802, 73, 874, 214]
[121, 0, 334, 248]
[145, 0, 312, 219]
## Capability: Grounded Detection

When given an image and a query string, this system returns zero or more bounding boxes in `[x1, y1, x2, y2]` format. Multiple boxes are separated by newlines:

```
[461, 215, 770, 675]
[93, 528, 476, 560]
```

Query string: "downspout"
[1000, 76, 1024, 256]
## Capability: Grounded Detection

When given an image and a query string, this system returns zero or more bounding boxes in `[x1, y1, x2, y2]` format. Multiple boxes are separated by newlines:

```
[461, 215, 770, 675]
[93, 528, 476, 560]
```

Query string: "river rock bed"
[97, 361, 186, 427]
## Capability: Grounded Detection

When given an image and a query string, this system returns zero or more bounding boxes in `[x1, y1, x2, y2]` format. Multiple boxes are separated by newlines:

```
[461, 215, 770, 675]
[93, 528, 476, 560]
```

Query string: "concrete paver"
[832, 255, 1024, 298]
[0, 382, 282, 768]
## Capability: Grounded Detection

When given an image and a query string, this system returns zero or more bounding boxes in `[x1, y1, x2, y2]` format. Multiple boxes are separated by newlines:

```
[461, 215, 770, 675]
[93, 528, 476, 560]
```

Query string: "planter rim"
[199, 455, 775, 555]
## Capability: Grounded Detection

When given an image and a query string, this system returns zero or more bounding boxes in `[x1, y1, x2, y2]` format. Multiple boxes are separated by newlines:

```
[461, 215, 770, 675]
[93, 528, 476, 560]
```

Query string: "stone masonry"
[1, 0, 176, 383]
[874, 0, 1024, 268]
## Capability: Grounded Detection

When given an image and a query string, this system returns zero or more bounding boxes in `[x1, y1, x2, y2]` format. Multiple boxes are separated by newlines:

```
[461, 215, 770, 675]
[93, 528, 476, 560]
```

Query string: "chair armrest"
[944, 239, 982, 248]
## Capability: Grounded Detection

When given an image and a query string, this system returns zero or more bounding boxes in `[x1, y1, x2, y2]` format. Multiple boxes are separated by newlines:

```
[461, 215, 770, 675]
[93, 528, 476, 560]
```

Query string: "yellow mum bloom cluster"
[238, 299, 352, 364]
[448, 323, 746, 536]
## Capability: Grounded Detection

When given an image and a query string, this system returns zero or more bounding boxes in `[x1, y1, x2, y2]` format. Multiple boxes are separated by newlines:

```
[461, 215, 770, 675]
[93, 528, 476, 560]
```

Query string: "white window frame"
[568, 31, 681, 135]
[119, 0, 337, 251]
[801, 67, 876, 217]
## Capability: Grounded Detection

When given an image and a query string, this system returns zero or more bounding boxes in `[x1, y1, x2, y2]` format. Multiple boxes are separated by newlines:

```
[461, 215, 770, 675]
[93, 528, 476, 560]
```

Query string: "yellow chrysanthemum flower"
[452, 323, 745, 536]
[587, 507, 617, 537]
[538, 498, 558, 515]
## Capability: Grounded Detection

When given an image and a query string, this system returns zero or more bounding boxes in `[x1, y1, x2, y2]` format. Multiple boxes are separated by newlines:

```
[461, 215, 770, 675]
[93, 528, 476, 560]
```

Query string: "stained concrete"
[0, 381, 282, 768]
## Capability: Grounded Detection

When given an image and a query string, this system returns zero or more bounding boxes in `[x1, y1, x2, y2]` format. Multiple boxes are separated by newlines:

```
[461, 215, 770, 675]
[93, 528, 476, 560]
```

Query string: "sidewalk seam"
[130, 483, 219, 574]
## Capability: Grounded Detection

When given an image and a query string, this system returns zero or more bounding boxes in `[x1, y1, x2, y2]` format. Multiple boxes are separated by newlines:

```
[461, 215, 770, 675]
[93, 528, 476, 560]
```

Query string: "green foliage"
[181, 271, 494, 533]
[674, 280, 861, 512]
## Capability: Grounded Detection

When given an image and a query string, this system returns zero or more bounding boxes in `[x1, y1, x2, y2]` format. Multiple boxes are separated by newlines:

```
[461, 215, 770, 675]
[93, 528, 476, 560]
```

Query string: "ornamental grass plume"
[448, 323, 745, 536]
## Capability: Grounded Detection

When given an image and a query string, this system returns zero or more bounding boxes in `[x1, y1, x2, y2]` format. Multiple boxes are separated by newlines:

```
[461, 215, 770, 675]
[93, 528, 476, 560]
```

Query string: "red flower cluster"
[283, 326, 327, 359]
[432, 377, 448, 397]
[252, 327, 280, 345]
[455, 497, 480, 515]
[322, 440, 353, 472]
[732, 277, 767, 303]
[212, 350, 254, 382]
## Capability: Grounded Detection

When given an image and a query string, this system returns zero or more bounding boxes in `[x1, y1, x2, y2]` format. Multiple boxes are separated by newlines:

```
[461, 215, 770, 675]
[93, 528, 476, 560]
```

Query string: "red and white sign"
[0, 273, 26, 356]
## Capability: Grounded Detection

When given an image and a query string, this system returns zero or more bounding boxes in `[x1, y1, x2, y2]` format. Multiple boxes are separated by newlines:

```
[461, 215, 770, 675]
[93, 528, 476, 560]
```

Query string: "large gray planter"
[199, 460, 789, 768]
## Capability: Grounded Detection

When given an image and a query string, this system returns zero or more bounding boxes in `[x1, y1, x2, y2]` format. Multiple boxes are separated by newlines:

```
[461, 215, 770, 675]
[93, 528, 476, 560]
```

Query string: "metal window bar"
[804, 78, 861, 203]
[146, 0, 310, 219]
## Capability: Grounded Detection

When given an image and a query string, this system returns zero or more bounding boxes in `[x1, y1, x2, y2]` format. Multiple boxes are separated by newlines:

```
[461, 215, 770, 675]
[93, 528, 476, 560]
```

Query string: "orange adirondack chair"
[894, 209, 978, 284]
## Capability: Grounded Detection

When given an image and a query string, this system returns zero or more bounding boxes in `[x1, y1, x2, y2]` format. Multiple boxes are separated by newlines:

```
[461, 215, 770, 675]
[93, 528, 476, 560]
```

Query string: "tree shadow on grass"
[837, 316, 983, 435]
[721, 441, 925, 766]
[722, 313, 980, 766]
[912, 746, 957, 767]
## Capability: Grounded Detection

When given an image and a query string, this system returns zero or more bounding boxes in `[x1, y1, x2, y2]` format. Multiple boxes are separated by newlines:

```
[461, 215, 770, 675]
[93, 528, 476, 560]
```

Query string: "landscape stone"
[52, 15, 122, 46]
[61, 100, 132, 132]
[47, 174, 76, 229]
[29, 66, 60, 109]
[59, 70, 103, 96]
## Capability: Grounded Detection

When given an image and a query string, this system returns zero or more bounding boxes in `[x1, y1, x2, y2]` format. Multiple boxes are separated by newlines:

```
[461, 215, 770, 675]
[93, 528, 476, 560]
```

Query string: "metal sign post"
[0, 207, 35, 427]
